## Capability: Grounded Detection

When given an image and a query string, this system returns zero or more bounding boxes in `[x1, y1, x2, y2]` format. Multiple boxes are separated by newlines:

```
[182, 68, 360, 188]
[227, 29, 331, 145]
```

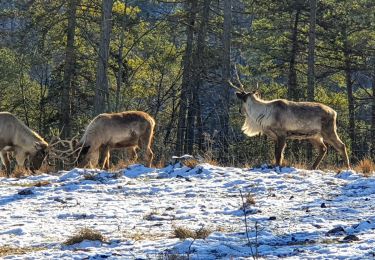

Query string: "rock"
[342, 234, 360, 242]
[54, 197, 67, 204]
[326, 226, 346, 236]
[18, 188, 34, 195]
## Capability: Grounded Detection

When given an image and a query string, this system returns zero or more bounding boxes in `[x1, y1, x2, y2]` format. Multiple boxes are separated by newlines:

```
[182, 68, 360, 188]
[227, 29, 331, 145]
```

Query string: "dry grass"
[173, 226, 212, 240]
[64, 228, 106, 245]
[244, 192, 256, 206]
[12, 166, 30, 178]
[38, 163, 56, 174]
[0, 169, 7, 177]
[202, 157, 220, 166]
[33, 180, 51, 187]
[355, 158, 375, 177]
[182, 158, 200, 168]
[0, 246, 45, 257]
[109, 159, 132, 171]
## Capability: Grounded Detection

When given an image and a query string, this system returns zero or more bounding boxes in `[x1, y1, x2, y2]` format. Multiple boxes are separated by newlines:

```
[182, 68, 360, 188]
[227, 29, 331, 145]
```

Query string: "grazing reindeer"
[0, 112, 48, 176]
[74, 111, 155, 169]
[229, 79, 350, 170]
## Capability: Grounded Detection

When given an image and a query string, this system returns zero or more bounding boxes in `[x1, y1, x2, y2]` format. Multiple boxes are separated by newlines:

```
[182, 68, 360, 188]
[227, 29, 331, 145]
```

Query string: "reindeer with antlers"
[229, 68, 350, 170]
[52, 111, 156, 169]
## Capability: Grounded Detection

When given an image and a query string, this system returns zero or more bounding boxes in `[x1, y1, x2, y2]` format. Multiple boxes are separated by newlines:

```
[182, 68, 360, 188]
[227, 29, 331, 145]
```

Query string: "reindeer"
[71, 111, 155, 169]
[229, 77, 350, 170]
[0, 112, 48, 176]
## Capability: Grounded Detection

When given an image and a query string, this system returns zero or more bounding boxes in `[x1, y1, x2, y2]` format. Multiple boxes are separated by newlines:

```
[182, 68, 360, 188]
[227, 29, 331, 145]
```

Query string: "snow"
[0, 163, 374, 259]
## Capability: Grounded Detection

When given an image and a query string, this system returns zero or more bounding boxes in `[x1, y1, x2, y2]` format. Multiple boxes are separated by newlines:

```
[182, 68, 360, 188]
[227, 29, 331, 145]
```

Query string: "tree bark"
[371, 62, 375, 159]
[61, 0, 79, 138]
[94, 0, 113, 115]
[307, 0, 317, 160]
[185, 0, 211, 155]
[175, 0, 198, 155]
[219, 0, 232, 161]
[343, 30, 356, 159]
[307, 0, 316, 101]
[115, 0, 127, 112]
[287, 9, 300, 100]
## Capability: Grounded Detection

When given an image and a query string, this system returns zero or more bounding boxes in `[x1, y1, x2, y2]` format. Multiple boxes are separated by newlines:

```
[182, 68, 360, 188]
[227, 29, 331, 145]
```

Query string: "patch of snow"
[0, 164, 374, 259]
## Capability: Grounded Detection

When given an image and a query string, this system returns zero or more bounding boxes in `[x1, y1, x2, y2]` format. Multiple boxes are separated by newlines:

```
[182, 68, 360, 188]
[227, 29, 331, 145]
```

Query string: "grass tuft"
[182, 159, 200, 169]
[0, 246, 45, 257]
[33, 180, 51, 187]
[355, 158, 375, 177]
[173, 226, 212, 240]
[64, 228, 106, 245]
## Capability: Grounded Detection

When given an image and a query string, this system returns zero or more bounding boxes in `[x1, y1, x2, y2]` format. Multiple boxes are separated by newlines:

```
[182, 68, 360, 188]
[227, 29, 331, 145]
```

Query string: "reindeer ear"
[253, 91, 261, 98]
[236, 92, 249, 102]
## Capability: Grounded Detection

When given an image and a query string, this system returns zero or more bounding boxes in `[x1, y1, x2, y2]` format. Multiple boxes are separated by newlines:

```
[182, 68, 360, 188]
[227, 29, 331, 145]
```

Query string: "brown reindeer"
[74, 111, 155, 169]
[0, 112, 48, 176]
[229, 80, 350, 170]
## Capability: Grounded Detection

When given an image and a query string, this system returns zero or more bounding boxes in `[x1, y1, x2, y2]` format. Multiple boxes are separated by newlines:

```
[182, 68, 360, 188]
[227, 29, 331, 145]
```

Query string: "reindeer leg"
[275, 136, 286, 167]
[310, 137, 327, 170]
[1, 151, 11, 177]
[127, 146, 138, 163]
[99, 145, 110, 170]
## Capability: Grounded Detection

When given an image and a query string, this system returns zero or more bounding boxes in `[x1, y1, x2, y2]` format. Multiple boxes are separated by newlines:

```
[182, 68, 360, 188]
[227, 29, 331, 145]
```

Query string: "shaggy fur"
[238, 92, 350, 169]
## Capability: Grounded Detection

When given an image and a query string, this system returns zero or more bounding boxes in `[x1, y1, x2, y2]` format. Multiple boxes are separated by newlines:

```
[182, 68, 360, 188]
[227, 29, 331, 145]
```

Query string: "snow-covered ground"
[0, 163, 374, 259]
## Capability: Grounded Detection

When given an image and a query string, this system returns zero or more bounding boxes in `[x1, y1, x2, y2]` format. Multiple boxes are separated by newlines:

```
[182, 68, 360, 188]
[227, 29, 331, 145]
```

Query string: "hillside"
[0, 164, 374, 259]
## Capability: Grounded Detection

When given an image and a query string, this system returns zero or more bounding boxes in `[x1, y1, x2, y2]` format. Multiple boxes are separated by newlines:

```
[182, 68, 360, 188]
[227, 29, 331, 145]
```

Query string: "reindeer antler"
[228, 64, 245, 92]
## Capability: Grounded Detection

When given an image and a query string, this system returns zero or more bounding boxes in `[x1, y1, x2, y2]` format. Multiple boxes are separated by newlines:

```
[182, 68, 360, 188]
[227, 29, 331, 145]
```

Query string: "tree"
[94, 0, 114, 115]
[61, 0, 80, 138]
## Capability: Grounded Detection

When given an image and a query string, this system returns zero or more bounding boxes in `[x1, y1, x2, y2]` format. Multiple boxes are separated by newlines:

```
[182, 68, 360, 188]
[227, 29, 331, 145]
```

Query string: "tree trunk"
[115, 0, 127, 112]
[287, 9, 300, 100]
[307, 0, 316, 101]
[287, 8, 300, 163]
[94, 0, 113, 115]
[371, 64, 375, 160]
[219, 0, 232, 161]
[61, 0, 79, 138]
[343, 30, 356, 159]
[307, 0, 317, 161]
[175, 0, 198, 155]
[185, 0, 211, 155]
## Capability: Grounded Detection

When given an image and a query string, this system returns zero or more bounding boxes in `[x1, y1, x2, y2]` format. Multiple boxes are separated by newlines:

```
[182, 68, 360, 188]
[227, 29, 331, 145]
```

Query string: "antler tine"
[228, 80, 244, 92]
[256, 82, 259, 90]
[234, 64, 245, 91]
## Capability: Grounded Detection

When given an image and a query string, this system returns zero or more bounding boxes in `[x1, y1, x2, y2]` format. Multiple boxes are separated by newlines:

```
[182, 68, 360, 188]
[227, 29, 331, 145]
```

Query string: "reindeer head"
[228, 65, 260, 103]
[30, 141, 48, 171]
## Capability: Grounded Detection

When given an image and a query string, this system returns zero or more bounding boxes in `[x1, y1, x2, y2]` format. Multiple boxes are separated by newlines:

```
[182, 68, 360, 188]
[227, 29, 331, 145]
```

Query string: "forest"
[0, 0, 374, 168]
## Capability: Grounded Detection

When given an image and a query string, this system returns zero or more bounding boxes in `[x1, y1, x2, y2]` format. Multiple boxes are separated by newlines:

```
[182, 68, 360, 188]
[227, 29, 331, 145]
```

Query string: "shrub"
[64, 228, 106, 245]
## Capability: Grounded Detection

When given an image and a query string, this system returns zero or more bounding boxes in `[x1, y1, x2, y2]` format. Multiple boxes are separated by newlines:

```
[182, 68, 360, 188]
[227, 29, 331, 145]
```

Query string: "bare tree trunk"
[219, 0, 232, 161]
[61, 0, 79, 138]
[175, 0, 198, 155]
[185, 0, 211, 155]
[287, 9, 300, 162]
[371, 63, 375, 160]
[307, 0, 316, 101]
[94, 0, 113, 115]
[287, 9, 300, 100]
[115, 0, 127, 112]
[307, 0, 316, 161]
[343, 30, 356, 159]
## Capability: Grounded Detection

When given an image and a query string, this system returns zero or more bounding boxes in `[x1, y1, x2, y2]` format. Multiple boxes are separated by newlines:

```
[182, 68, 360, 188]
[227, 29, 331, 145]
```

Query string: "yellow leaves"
[112, 1, 140, 18]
